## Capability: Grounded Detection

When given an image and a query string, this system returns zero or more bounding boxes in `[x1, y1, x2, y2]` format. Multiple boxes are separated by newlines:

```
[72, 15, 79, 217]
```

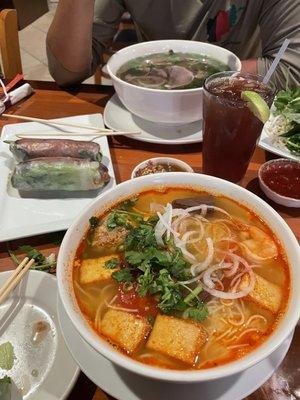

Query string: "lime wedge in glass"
[241, 90, 270, 123]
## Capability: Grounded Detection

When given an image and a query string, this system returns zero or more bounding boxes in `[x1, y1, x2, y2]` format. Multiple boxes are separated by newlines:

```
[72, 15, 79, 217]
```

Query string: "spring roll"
[9, 139, 102, 162]
[11, 157, 110, 191]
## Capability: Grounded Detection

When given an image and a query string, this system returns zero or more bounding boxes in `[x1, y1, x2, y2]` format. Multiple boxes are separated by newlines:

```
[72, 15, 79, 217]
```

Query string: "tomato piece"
[117, 283, 158, 317]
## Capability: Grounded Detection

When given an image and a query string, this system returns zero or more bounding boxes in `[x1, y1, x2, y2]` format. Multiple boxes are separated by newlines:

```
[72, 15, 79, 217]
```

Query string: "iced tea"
[202, 72, 275, 183]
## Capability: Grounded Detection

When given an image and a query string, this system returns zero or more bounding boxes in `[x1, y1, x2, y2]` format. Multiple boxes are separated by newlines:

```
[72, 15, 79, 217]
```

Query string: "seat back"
[0, 9, 22, 79]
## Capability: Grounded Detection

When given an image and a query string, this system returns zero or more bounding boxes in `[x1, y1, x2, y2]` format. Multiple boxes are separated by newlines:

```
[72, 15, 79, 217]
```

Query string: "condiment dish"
[258, 158, 300, 208]
[131, 157, 194, 179]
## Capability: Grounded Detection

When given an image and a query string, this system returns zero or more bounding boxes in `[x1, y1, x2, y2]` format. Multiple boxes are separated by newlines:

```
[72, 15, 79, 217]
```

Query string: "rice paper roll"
[11, 157, 110, 191]
[9, 139, 102, 162]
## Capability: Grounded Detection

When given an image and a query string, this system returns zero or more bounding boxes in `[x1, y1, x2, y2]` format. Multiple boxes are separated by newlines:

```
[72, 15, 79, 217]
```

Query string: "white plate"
[259, 114, 300, 161]
[0, 271, 80, 400]
[58, 296, 292, 400]
[104, 94, 203, 145]
[0, 114, 116, 242]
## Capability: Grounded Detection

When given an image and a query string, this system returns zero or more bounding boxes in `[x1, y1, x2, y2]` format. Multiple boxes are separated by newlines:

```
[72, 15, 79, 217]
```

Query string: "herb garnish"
[112, 268, 134, 283]
[110, 220, 208, 322]
[104, 258, 120, 269]
[89, 216, 99, 229]
[8, 245, 56, 274]
[273, 87, 300, 155]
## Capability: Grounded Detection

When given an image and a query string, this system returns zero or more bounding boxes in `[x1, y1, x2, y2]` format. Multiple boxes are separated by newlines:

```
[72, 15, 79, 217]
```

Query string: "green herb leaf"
[106, 211, 132, 230]
[147, 315, 155, 326]
[183, 285, 203, 305]
[119, 196, 139, 211]
[12, 246, 56, 274]
[185, 305, 209, 322]
[0, 375, 12, 400]
[0, 342, 14, 370]
[104, 258, 120, 269]
[18, 245, 45, 263]
[124, 224, 156, 251]
[112, 268, 134, 283]
[89, 216, 99, 229]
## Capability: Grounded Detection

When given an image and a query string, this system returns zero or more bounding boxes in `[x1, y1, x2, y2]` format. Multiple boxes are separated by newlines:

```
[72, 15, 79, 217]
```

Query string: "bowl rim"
[258, 158, 300, 202]
[131, 157, 194, 179]
[57, 172, 300, 383]
[107, 39, 242, 94]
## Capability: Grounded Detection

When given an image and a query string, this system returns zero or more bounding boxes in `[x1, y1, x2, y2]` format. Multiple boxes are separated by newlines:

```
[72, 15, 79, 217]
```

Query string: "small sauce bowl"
[131, 157, 194, 179]
[258, 158, 300, 207]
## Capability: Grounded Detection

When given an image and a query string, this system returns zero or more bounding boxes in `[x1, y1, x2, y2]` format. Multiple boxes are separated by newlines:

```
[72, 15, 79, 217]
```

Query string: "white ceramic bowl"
[258, 158, 300, 208]
[107, 40, 241, 124]
[57, 173, 300, 383]
[131, 157, 194, 179]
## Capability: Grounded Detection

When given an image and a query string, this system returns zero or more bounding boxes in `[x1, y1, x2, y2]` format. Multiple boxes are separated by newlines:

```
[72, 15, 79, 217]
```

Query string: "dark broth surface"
[73, 187, 290, 370]
[117, 51, 229, 90]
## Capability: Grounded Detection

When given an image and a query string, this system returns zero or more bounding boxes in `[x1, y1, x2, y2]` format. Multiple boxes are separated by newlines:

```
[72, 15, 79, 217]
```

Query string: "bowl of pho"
[107, 40, 241, 124]
[57, 173, 300, 382]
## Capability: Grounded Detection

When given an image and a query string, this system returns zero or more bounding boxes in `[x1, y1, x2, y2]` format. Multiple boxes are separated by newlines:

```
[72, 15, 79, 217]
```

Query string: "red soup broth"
[72, 187, 290, 370]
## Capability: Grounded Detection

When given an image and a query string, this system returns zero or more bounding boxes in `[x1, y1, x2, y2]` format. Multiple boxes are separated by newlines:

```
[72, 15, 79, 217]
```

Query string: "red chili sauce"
[261, 160, 300, 199]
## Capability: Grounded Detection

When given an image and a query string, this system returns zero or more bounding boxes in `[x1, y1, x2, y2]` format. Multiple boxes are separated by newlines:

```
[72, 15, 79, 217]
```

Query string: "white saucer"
[58, 296, 292, 400]
[103, 94, 203, 145]
[0, 271, 80, 400]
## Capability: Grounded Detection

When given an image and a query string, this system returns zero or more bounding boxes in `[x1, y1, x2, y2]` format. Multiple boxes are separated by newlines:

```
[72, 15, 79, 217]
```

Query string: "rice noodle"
[228, 344, 249, 350]
[245, 314, 268, 327]
[235, 328, 259, 341]
[105, 302, 139, 313]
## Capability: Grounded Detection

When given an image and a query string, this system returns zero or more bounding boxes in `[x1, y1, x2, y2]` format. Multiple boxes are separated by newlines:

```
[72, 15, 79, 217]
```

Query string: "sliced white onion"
[191, 238, 214, 276]
[157, 212, 179, 238]
[181, 229, 204, 244]
[174, 237, 196, 262]
[154, 216, 166, 247]
[184, 205, 231, 218]
[172, 208, 189, 217]
[202, 262, 234, 289]
[202, 260, 255, 300]
[223, 253, 240, 277]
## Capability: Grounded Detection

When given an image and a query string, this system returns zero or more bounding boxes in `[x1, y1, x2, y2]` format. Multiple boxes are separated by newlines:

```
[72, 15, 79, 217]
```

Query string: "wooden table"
[0, 81, 299, 400]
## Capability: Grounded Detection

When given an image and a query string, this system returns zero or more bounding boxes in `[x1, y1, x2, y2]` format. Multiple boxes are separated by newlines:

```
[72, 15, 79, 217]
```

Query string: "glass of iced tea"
[202, 72, 275, 183]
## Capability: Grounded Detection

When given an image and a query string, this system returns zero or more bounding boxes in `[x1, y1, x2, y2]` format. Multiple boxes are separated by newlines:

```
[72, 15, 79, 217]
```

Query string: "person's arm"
[47, 0, 125, 86]
[256, 0, 300, 89]
[241, 59, 258, 75]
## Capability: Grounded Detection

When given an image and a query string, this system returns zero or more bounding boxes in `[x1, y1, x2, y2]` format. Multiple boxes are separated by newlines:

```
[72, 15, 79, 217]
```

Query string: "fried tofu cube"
[79, 255, 119, 285]
[240, 273, 282, 314]
[146, 315, 207, 365]
[100, 309, 151, 354]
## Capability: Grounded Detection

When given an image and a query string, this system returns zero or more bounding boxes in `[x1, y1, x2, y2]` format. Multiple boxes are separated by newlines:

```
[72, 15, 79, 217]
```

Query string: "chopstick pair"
[0, 257, 35, 304]
[2, 113, 141, 137]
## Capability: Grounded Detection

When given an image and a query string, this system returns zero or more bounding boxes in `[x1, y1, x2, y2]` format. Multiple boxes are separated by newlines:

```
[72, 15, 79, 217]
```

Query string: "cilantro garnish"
[104, 258, 120, 269]
[8, 245, 56, 274]
[112, 268, 134, 283]
[104, 201, 209, 324]
[89, 216, 99, 229]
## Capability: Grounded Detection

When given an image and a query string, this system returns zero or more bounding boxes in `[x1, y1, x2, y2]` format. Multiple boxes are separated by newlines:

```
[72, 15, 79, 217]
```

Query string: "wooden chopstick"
[15, 131, 141, 138]
[2, 113, 112, 132]
[0, 258, 35, 304]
